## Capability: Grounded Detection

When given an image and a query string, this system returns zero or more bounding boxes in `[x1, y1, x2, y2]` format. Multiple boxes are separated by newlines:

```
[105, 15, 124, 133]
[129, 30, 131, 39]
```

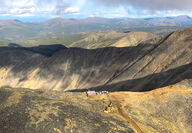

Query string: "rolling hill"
[0, 31, 156, 49]
[0, 15, 191, 41]
[68, 31, 156, 48]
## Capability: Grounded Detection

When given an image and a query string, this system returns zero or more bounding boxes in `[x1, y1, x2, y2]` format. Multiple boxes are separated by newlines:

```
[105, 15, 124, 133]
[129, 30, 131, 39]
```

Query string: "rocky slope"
[0, 80, 192, 132]
[0, 87, 133, 133]
[0, 28, 191, 92]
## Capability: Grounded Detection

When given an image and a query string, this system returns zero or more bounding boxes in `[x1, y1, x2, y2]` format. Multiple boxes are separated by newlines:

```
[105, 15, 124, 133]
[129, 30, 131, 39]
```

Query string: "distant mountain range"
[0, 15, 191, 41]
[121, 15, 192, 26]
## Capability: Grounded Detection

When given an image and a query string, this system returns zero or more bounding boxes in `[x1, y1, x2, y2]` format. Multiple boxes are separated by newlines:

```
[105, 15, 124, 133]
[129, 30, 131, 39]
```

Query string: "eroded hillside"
[0, 28, 191, 92]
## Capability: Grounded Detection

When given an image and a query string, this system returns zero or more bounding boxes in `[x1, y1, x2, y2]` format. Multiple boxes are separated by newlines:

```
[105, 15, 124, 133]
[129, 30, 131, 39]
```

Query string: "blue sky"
[0, 0, 192, 22]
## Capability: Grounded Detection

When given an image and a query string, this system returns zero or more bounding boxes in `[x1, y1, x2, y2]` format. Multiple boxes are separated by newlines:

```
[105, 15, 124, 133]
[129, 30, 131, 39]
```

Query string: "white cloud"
[10, 7, 36, 14]
[55, 6, 80, 15]
[0, 0, 81, 17]
[91, 0, 192, 10]
[89, 0, 192, 17]
[7, 0, 35, 7]
[0, 0, 192, 18]
[64, 7, 80, 14]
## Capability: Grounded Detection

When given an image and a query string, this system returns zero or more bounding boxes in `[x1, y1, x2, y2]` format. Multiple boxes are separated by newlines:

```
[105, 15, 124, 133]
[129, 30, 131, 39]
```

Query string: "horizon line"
[0, 15, 191, 23]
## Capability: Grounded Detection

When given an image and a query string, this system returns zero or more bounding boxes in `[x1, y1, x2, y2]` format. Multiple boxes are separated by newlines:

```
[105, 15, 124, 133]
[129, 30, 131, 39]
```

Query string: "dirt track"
[109, 94, 143, 133]
[89, 93, 144, 133]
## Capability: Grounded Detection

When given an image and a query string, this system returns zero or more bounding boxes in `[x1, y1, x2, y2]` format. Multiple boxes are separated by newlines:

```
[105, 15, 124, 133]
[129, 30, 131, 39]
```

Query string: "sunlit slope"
[0, 87, 133, 133]
[89, 80, 192, 133]
[111, 32, 156, 47]
[0, 80, 192, 132]
[68, 32, 156, 48]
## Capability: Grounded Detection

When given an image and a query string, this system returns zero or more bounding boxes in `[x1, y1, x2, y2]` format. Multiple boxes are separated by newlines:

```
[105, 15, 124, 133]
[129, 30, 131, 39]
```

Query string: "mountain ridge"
[0, 28, 191, 92]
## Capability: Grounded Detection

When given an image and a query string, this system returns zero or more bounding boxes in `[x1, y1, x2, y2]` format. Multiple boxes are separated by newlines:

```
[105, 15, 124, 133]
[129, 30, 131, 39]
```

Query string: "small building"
[87, 91, 97, 96]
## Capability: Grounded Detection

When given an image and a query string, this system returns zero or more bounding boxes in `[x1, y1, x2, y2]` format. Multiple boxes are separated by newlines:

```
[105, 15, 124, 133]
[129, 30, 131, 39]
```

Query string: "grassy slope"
[18, 33, 87, 47]
[0, 40, 12, 46]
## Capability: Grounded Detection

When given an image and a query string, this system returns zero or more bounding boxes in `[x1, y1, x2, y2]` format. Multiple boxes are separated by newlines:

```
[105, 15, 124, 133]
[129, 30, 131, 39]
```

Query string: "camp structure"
[86, 91, 97, 96]
[96, 91, 109, 95]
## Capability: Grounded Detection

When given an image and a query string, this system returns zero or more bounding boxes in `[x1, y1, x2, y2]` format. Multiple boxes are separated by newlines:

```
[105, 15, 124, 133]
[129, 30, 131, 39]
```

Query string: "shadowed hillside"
[70, 62, 192, 92]
[0, 28, 191, 92]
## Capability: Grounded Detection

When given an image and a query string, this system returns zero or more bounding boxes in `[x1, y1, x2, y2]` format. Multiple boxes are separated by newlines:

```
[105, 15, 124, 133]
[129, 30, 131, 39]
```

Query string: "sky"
[0, 0, 192, 22]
